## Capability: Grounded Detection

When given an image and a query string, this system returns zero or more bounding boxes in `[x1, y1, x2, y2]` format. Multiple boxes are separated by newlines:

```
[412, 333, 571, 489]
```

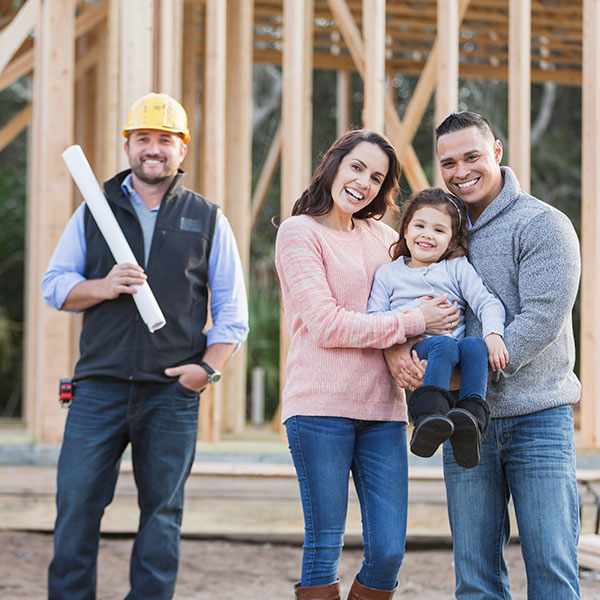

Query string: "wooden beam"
[251, 122, 282, 233]
[508, 0, 531, 192]
[0, 0, 37, 75]
[327, 0, 429, 191]
[0, 103, 32, 153]
[336, 69, 351, 137]
[24, 0, 75, 443]
[154, 0, 183, 98]
[396, 0, 471, 161]
[580, 0, 600, 449]
[97, 0, 119, 182]
[222, 0, 253, 433]
[201, 0, 228, 442]
[181, 0, 202, 192]
[119, 0, 153, 170]
[435, 0, 459, 187]
[361, 0, 385, 132]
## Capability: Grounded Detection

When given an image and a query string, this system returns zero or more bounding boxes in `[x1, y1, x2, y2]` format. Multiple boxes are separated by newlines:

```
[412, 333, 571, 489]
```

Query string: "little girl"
[367, 188, 509, 469]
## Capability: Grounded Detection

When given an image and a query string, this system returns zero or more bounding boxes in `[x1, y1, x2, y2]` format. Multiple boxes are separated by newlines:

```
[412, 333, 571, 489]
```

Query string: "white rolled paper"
[62, 145, 166, 333]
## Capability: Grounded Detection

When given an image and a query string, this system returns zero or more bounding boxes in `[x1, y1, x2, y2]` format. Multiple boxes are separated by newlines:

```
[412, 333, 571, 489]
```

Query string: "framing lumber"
[251, 123, 282, 233]
[361, 0, 385, 132]
[0, 0, 37, 75]
[508, 0, 531, 192]
[580, 0, 600, 448]
[24, 0, 75, 442]
[201, 0, 228, 442]
[336, 69, 352, 137]
[434, 0, 459, 186]
[0, 103, 32, 153]
[223, 0, 254, 433]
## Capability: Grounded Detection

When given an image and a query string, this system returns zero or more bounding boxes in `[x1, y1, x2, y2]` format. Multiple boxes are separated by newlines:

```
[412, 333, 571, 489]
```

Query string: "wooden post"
[435, 0, 459, 187]
[154, 0, 183, 98]
[201, 0, 228, 441]
[181, 0, 202, 192]
[508, 0, 531, 192]
[119, 0, 154, 170]
[24, 0, 75, 442]
[222, 0, 253, 433]
[362, 0, 385, 132]
[97, 0, 120, 181]
[336, 69, 351, 137]
[278, 0, 314, 430]
[580, 0, 600, 448]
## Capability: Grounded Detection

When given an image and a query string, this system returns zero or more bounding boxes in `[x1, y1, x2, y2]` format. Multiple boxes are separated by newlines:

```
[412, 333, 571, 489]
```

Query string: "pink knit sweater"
[275, 215, 426, 423]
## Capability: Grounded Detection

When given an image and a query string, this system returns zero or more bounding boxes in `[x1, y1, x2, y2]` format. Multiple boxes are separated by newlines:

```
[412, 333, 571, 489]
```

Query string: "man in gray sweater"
[435, 111, 581, 598]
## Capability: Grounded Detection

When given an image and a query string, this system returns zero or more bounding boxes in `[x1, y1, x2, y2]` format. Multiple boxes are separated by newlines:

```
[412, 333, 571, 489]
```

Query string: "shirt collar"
[120, 173, 161, 213]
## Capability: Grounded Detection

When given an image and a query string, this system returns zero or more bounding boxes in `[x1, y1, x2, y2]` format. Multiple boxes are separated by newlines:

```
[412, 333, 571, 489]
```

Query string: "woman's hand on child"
[485, 333, 509, 371]
[419, 294, 461, 336]
[383, 342, 427, 390]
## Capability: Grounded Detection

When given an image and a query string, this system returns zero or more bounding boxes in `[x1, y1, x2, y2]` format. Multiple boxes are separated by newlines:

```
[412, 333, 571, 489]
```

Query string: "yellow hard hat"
[123, 92, 190, 143]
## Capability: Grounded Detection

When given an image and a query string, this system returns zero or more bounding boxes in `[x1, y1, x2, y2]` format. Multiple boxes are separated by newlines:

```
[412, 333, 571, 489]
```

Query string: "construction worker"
[43, 92, 249, 599]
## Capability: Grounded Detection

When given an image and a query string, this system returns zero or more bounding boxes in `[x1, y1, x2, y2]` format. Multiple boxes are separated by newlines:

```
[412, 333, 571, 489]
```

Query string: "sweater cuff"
[398, 308, 426, 338]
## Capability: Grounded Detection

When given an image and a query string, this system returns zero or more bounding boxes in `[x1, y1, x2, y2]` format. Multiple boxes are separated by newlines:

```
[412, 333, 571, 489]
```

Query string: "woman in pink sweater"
[275, 130, 459, 600]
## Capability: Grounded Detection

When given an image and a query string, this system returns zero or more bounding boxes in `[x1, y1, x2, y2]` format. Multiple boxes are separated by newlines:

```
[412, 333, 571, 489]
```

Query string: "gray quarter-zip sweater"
[464, 166, 581, 417]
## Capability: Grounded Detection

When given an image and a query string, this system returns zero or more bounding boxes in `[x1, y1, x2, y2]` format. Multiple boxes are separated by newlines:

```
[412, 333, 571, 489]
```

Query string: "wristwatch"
[199, 361, 222, 384]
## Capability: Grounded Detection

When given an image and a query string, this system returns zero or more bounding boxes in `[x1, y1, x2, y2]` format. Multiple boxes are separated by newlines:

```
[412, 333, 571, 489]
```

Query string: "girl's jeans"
[413, 335, 488, 400]
[286, 415, 408, 590]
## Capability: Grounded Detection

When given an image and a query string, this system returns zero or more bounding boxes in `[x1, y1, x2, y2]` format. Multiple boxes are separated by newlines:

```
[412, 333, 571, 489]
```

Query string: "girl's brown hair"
[292, 129, 401, 221]
[390, 188, 469, 261]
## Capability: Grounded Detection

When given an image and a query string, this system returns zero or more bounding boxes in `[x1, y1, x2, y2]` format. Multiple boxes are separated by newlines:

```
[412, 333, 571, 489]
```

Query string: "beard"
[130, 154, 178, 185]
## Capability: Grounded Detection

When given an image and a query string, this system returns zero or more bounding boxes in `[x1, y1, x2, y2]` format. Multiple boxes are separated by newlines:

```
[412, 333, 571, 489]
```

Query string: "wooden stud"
[336, 69, 351, 137]
[0, 103, 32, 153]
[201, 0, 228, 441]
[0, 0, 37, 75]
[435, 0, 459, 186]
[181, 0, 201, 192]
[362, 0, 385, 132]
[24, 0, 75, 442]
[222, 0, 253, 433]
[580, 0, 600, 448]
[251, 123, 282, 233]
[154, 0, 183, 98]
[119, 0, 153, 170]
[508, 0, 531, 192]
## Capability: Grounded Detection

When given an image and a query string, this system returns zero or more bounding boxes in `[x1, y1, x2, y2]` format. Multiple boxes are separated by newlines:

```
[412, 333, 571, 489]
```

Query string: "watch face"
[208, 372, 221, 384]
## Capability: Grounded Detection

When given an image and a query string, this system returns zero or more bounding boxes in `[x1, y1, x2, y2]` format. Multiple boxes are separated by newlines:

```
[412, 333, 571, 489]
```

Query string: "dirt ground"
[1, 530, 599, 599]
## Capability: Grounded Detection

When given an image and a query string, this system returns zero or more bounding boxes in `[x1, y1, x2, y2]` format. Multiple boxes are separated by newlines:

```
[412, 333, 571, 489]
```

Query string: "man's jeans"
[286, 416, 408, 590]
[413, 335, 489, 400]
[443, 405, 580, 599]
[48, 379, 200, 600]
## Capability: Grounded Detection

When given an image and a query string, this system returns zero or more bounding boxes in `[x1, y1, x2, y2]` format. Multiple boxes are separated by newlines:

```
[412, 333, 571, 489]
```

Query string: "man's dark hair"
[435, 111, 496, 144]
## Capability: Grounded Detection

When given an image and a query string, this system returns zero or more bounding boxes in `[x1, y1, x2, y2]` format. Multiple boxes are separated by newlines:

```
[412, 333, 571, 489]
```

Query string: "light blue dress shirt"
[42, 175, 249, 347]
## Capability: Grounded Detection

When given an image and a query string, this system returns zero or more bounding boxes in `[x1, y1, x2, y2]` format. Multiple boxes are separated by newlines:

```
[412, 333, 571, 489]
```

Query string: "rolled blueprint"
[61, 145, 166, 333]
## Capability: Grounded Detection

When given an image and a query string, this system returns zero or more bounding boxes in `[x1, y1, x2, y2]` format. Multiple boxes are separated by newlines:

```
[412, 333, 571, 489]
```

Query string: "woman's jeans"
[48, 379, 200, 600]
[413, 335, 488, 400]
[286, 416, 408, 590]
[443, 406, 580, 599]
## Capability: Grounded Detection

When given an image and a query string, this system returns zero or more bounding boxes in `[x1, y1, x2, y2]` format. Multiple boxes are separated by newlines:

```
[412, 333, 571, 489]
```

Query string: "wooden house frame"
[0, 0, 598, 446]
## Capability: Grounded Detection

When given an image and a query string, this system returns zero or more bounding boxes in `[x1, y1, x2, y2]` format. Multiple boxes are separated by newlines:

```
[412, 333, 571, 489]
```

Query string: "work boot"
[347, 577, 397, 599]
[408, 386, 454, 458]
[447, 395, 490, 469]
[294, 580, 341, 599]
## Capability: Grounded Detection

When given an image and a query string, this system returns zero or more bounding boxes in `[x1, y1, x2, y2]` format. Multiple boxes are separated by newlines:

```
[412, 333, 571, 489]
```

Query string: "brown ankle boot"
[347, 577, 397, 599]
[294, 580, 341, 599]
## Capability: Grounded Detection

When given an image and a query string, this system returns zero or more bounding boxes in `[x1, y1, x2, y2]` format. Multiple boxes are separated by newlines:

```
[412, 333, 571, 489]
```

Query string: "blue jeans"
[413, 335, 488, 400]
[286, 416, 408, 591]
[443, 406, 580, 599]
[48, 379, 200, 600]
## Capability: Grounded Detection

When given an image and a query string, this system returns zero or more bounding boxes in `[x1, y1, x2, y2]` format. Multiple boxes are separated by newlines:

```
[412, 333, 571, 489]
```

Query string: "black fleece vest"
[74, 169, 218, 383]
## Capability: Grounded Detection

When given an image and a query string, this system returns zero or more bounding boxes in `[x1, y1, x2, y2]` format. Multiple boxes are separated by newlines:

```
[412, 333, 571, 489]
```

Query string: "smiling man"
[435, 112, 581, 599]
[43, 93, 248, 599]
